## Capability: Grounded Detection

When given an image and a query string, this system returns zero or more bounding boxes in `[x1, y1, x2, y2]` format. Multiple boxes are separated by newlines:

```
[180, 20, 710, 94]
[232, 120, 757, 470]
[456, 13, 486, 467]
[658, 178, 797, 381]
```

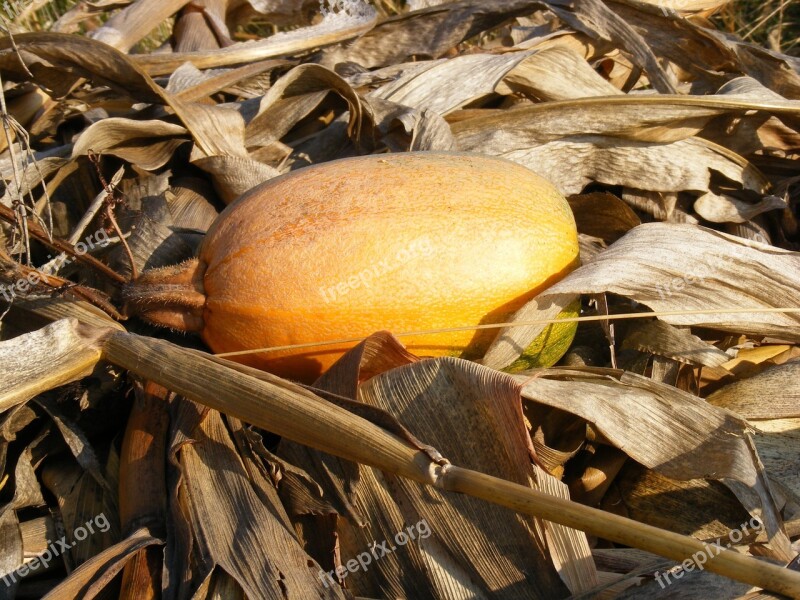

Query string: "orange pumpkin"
[125, 153, 579, 381]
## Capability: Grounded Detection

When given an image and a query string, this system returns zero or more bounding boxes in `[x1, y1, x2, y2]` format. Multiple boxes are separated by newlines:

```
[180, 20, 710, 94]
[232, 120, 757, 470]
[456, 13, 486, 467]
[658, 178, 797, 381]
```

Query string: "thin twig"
[87, 151, 138, 280]
[214, 307, 800, 358]
[0, 202, 127, 284]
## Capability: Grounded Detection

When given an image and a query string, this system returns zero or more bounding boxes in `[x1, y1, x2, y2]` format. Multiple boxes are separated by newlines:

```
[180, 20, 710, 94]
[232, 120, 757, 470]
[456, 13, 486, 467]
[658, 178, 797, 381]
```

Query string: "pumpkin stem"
[123, 258, 207, 333]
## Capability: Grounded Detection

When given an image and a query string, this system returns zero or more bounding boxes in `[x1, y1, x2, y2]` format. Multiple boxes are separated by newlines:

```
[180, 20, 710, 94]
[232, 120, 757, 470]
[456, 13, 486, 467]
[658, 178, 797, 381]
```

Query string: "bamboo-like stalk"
[98, 329, 800, 599]
[101, 331, 437, 485]
[441, 467, 800, 597]
[6, 299, 800, 597]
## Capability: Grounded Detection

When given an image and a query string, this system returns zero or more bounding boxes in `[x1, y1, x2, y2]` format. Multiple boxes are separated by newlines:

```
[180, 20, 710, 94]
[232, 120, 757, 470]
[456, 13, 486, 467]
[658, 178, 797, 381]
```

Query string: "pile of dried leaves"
[1, 0, 799, 598]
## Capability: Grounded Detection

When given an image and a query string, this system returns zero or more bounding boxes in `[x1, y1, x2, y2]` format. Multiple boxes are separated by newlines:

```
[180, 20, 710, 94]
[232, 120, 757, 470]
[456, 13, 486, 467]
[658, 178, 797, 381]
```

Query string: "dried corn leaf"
[171, 59, 291, 102]
[321, 0, 546, 69]
[246, 63, 367, 147]
[0, 511, 22, 598]
[371, 53, 532, 115]
[71, 119, 188, 171]
[280, 345, 582, 597]
[0, 33, 167, 104]
[614, 465, 753, 540]
[350, 358, 586, 597]
[546, 0, 677, 93]
[621, 320, 731, 367]
[90, 0, 193, 51]
[568, 192, 641, 243]
[614, 569, 754, 599]
[192, 155, 280, 204]
[133, 0, 378, 75]
[363, 96, 456, 151]
[536, 464, 600, 593]
[40, 529, 162, 600]
[179, 408, 346, 598]
[0, 444, 45, 514]
[694, 192, 787, 224]
[500, 46, 622, 100]
[368, 46, 617, 120]
[35, 397, 115, 496]
[753, 418, 800, 502]
[486, 223, 800, 371]
[0, 319, 103, 413]
[707, 362, 800, 419]
[516, 368, 793, 558]
[605, 0, 800, 97]
[167, 177, 220, 231]
[40, 455, 120, 567]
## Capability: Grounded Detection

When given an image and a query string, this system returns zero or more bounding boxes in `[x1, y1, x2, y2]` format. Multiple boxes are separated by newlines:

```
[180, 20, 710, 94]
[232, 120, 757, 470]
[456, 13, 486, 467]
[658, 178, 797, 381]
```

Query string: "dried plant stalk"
[96, 330, 800, 598]
[4, 299, 800, 597]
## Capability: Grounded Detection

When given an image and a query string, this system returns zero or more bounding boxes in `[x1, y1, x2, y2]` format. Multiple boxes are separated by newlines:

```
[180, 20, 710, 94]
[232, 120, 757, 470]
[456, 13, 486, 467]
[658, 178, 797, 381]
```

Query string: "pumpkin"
[124, 152, 579, 381]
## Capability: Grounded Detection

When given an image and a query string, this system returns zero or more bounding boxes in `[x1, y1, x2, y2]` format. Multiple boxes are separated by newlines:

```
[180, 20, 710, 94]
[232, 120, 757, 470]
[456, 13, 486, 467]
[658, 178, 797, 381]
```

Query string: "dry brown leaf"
[281, 342, 585, 598]
[485, 223, 800, 371]
[621, 320, 731, 367]
[517, 368, 793, 559]
[694, 192, 788, 224]
[568, 192, 641, 242]
[605, 0, 800, 97]
[40, 529, 162, 600]
[351, 357, 581, 597]
[321, 0, 547, 69]
[0, 319, 103, 413]
[71, 118, 189, 171]
[246, 63, 368, 148]
[178, 407, 347, 598]
[707, 362, 800, 419]
[133, 0, 378, 75]
[0, 511, 23, 598]
[546, 0, 677, 93]
[89, 0, 193, 51]
[0, 33, 168, 104]
[753, 418, 800, 503]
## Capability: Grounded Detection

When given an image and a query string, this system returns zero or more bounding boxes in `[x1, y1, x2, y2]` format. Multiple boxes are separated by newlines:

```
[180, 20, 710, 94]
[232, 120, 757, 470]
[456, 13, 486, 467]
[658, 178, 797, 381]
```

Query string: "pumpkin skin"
[128, 153, 579, 381]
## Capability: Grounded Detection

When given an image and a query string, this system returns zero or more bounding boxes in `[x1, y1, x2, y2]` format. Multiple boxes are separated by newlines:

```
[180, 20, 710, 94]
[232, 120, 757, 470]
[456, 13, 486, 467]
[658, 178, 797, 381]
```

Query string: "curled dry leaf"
[485, 223, 800, 371]
[568, 192, 641, 243]
[71, 119, 189, 172]
[281, 338, 592, 597]
[40, 529, 162, 600]
[320, 0, 547, 69]
[516, 368, 792, 559]
[620, 319, 731, 368]
[694, 192, 788, 224]
[133, 0, 378, 75]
